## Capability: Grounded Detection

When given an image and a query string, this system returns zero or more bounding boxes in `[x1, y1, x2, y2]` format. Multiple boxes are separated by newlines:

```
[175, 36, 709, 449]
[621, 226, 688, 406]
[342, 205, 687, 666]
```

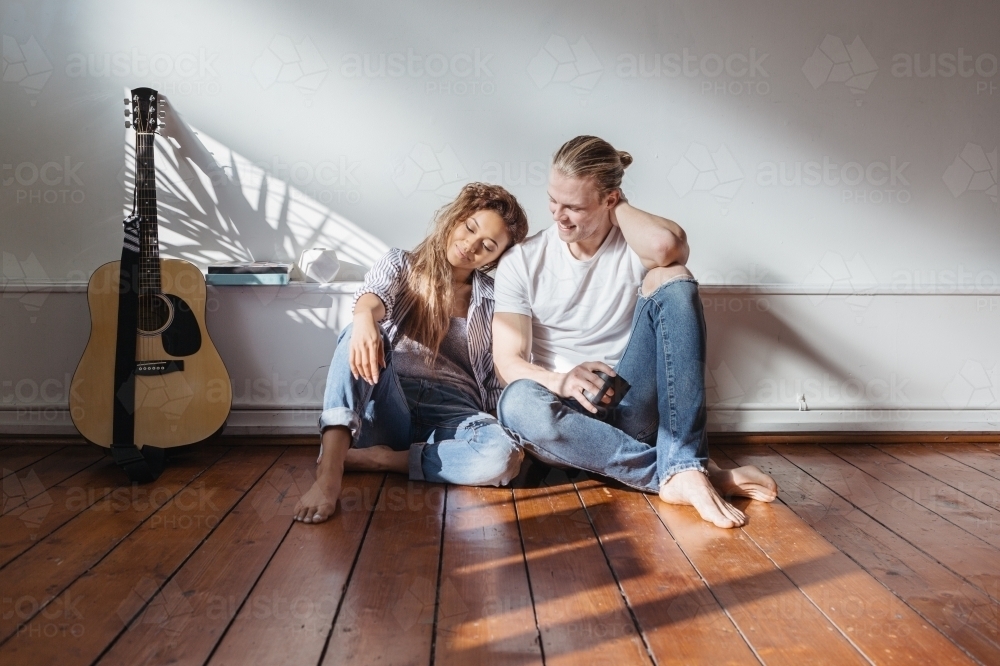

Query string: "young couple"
[294, 135, 777, 529]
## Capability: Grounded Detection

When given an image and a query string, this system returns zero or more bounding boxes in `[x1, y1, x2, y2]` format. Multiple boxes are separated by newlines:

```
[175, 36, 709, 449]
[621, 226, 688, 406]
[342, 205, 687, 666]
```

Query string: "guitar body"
[71, 258, 232, 448]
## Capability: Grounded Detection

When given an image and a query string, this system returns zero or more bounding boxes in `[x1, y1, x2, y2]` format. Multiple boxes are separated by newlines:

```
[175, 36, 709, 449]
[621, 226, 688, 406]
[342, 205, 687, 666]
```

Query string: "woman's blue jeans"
[319, 324, 523, 487]
[497, 277, 709, 493]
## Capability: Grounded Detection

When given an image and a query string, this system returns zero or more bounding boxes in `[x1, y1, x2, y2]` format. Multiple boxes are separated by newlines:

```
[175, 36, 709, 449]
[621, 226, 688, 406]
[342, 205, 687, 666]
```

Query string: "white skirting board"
[1, 407, 998, 437]
[2, 282, 999, 436]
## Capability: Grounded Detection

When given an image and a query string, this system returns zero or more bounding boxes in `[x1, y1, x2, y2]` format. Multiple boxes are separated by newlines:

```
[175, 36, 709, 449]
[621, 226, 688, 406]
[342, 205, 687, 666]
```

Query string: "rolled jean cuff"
[318, 407, 360, 438]
[408, 442, 427, 481]
[658, 461, 709, 489]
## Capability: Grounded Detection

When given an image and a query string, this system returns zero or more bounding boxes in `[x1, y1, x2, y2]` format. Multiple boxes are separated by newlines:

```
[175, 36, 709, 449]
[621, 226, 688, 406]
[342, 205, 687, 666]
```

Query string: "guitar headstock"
[124, 87, 164, 134]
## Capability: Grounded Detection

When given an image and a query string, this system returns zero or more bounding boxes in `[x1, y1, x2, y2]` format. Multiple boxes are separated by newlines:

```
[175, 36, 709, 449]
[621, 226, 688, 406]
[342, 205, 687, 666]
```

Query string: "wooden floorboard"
[824, 444, 1000, 550]
[975, 443, 1000, 457]
[712, 450, 977, 665]
[0, 446, 283, 666]
[323, 476, 445, 666]
[576, 478, 758, 665]
[722, 444, 1000, 666]
[651, 491, 869, 665]
[514, 472, 651, 665]
[94, 447, 310, 666]
[208, 472, 385, 666]
[776, 444, 1000, 604]
[0, 445, 229, 645]
[878, 443, 1000, 513]
[0, 445, 62, 478]
[0, 446, 103, 503]
[0, 451, 116, 568]
[927, 442, 1000, 485]
[2, 439, 998, 664]
[434, 485, 542, 666]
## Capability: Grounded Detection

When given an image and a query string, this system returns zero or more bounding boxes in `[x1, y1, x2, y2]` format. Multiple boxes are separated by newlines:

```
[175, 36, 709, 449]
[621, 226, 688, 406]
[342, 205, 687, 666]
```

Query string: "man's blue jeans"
[319, 324, 523, 487]
[497, 277, 708, 493]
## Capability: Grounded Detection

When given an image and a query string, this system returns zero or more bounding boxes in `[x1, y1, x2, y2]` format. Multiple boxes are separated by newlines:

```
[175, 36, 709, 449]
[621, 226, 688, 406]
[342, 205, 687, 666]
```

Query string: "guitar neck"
[135, 127, 160, 295]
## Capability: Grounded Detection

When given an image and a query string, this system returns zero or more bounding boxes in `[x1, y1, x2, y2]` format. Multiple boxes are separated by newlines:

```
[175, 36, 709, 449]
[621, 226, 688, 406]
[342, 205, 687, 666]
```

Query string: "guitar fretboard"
[135, 123, 160, 295]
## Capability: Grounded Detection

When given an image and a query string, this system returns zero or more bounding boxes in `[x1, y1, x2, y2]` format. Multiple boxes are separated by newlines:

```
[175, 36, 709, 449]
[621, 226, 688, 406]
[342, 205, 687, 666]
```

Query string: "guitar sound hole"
[138, 294, 174, 335]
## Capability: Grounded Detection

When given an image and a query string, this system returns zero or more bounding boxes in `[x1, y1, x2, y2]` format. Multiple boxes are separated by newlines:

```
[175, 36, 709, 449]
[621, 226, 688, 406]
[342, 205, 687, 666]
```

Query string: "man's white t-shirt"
[494, 224, 649, 373]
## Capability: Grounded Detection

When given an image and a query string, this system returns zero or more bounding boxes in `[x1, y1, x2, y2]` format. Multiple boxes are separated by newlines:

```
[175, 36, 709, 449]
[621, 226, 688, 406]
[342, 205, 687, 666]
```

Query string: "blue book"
[205, 273, 290, 286]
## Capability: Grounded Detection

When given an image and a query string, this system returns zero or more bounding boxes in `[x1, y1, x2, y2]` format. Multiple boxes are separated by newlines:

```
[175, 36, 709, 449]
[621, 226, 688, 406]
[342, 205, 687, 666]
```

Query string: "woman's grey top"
[394, 317, 482, 408]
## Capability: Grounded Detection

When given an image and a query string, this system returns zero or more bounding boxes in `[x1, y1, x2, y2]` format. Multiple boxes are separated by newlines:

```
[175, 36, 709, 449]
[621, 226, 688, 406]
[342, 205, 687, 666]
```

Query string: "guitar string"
[135, 96, 159, 366]
[140, 123, 151, 363]
[139, 127, 147, 363]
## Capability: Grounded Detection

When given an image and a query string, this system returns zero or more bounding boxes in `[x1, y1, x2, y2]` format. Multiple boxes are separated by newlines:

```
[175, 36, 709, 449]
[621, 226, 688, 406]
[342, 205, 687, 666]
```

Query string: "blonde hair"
[403, 182, 528, 356]
[552, 135, 632, 196]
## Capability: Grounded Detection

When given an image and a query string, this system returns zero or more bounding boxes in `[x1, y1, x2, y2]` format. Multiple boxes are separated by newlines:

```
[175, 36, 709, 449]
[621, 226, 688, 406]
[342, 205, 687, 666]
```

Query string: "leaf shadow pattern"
[122, 91, 387, 275]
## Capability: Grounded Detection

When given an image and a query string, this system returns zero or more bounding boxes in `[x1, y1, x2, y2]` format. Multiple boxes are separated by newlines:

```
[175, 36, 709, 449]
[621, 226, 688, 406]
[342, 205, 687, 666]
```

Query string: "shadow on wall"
[702, 295, 907, 418]
[122, 91, 388, 276]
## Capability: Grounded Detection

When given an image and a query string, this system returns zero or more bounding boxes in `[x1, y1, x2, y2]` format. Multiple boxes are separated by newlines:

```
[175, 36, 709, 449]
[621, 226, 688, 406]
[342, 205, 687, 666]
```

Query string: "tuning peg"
[124, 98, 129, 105]
[125, 121, 131, 128]
[124, 109, 130, 117]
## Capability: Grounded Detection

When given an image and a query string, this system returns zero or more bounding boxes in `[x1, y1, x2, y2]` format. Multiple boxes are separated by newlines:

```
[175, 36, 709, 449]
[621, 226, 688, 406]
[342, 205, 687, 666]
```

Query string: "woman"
[295, 182, 530, 523]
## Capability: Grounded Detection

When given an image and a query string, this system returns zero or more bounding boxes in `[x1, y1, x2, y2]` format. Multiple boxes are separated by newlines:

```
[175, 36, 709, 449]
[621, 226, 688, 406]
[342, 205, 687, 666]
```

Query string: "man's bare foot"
[707, 459, 778, 502]
[294, 426, 350, 524]
[345, 445, 409, 474]
[658, 469, 747, 528]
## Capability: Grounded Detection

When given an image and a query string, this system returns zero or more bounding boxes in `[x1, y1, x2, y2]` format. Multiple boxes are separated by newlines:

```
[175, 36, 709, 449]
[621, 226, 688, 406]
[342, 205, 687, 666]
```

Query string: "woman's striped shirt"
[352, 248, 502, 412]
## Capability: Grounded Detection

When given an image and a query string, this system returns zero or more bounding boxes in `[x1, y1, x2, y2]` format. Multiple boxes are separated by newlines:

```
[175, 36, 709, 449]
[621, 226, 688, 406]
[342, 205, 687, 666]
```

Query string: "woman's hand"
[349, 313, 385, 384]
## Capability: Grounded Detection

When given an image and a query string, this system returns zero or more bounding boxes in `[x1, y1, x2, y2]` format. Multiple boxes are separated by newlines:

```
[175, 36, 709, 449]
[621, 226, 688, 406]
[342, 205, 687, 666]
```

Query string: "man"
[492, 135, 777, 528]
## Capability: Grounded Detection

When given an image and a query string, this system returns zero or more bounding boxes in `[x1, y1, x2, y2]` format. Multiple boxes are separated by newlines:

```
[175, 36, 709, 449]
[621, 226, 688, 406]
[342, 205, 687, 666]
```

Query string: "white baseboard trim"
[2, 406, 997, 436]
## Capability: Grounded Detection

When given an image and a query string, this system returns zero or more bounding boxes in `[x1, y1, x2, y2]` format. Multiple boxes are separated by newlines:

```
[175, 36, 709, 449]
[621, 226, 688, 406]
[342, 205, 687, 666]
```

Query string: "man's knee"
[496, 379, 549, 430]
[642, 265, 694, 297]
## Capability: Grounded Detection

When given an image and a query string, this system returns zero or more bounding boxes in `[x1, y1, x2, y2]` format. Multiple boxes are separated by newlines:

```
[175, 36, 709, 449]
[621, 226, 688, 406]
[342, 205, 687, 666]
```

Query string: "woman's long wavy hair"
[401, 182, 529, 357]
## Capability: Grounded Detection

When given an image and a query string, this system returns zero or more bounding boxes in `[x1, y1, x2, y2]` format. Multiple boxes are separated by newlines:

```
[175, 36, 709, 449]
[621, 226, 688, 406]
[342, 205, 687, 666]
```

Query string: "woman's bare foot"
[658, 469, 747, 528]
[707, 459, 778, 502]
[294, 427, 351, 524]
[295, 472, 341, 524]
[345, 445, 409, 474]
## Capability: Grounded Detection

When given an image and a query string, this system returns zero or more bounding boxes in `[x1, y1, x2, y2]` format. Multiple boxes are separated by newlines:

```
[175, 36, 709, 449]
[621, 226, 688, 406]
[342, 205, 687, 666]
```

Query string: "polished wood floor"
[1, 439, 999, 665]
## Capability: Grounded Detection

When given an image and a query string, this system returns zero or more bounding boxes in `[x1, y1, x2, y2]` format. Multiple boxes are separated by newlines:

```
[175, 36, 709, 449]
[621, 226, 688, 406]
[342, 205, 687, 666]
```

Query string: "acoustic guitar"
[70, 87, 232, 481]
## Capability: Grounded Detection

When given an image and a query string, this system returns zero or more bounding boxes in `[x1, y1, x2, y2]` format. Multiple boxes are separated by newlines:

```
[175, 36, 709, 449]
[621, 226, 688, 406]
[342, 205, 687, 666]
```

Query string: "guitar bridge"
[135, 360, 184, 375]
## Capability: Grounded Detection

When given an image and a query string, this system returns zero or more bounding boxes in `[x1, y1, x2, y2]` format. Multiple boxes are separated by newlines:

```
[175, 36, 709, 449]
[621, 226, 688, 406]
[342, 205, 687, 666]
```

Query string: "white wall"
[2, 0, 999, 434]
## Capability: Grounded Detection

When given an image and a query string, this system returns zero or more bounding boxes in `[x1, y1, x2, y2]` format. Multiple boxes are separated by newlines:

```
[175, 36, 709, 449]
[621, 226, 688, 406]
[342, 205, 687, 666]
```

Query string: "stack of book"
[206, 262, 292, 286]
